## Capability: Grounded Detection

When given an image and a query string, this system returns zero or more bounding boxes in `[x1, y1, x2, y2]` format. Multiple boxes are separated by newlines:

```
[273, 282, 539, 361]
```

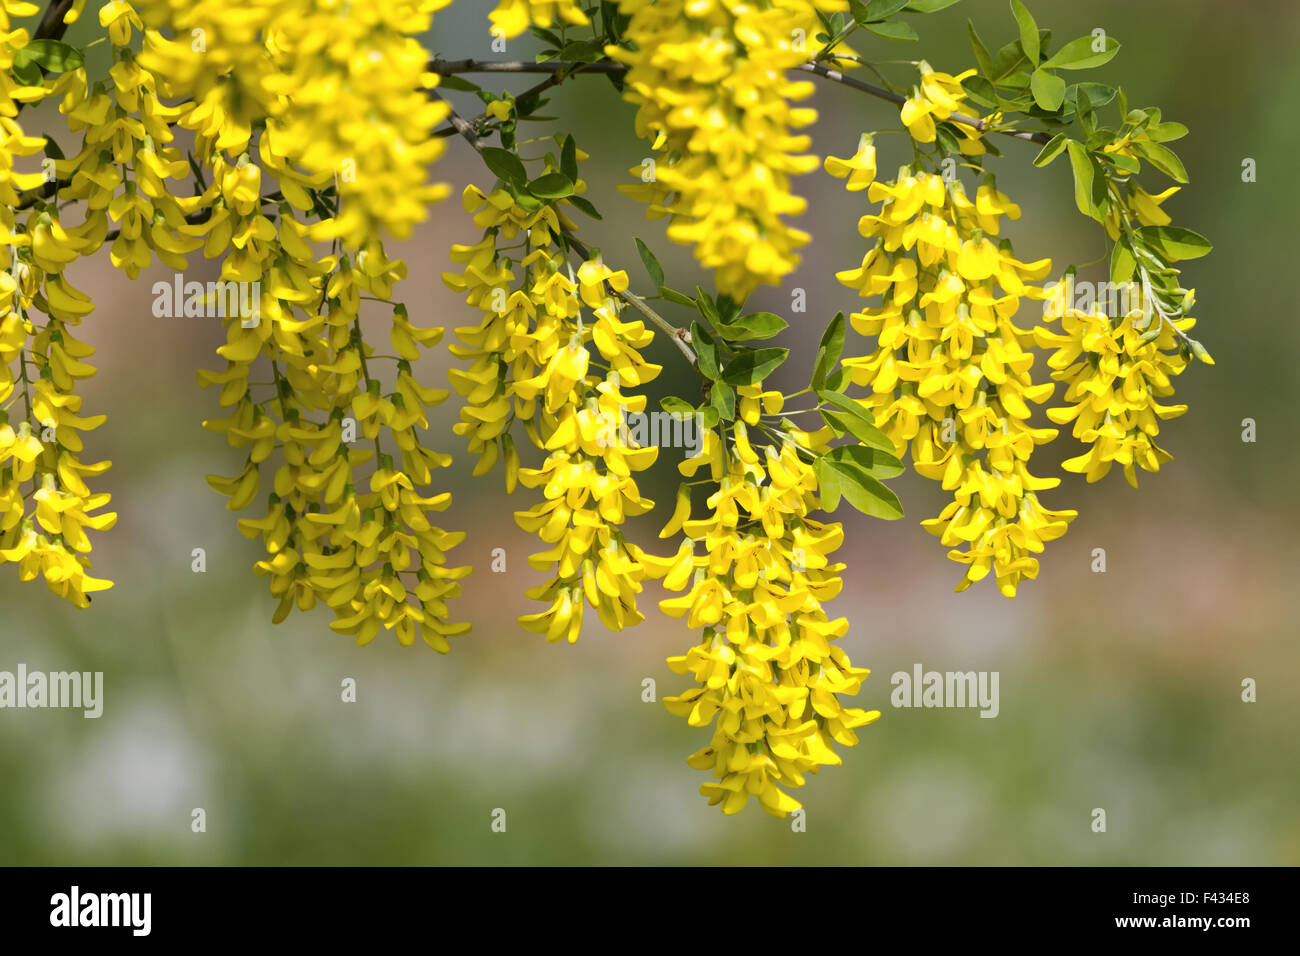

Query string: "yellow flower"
[607, 0, 847, 298]
[489, 0, 588, 40]
[833, 159, 1071, 596]
[1036, 300, 1191, 487]
[645, 418, 879, 816]
[900, 64, 977, 143]
[824, 134, 877, 192]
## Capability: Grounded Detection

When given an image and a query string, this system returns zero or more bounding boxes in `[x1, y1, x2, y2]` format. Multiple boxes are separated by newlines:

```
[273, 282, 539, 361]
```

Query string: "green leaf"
[1110, 239, 1136, 284]
[558, 38, 605, 62]
[1030, 68, 1065, 111]
[565, 195, 602, 219]
[695, 287, 721, 328]
[813, 457, 842, 513]
[634, 238, 664, 289]
[528, 26, 564, 47]
[1041, 35, 1120, 70]
[818, 410, 891, 451]
[864, 0, 910, 20]
[865, 19, 918, 40]
[658, 286, 696, 307]
[691, 321, 721, 380]
[10, 54, 42, 86]
[716, 311, 787, 341]
[968, 20, 995, 78]
[826, 460, 904, 519]
[720, 348, 788, 386]
[961, 75, 998, 108]
[1011, 0, 1039, 65]
[436, 75, 482, 93]
[526, 171, 574, 199]
[905, 0, 962, 11]
[934, 122, 962, 155]
[828, 444, 905, 479]
[1033, 132, 1069, 166]
[1148, 121, 1189, 143]
[811, 312, 845, 390]
[714, 295, 744, 325]
[710, 381, 736, 421]
[1134, 140, 1189, 183]
[14, 39, 84, 75]
[817, 390, 894, 453]
[480, 147, 526, 187]
[660, 396, 695, 417]
[695, 404, 721, 430]
[560, 134, 578, 181]
[1137, 226, 1212, 262]
[1073, 82, 1117, 109]
[1104, 151, 1140, 175]
[1066, 140, 1106, 222]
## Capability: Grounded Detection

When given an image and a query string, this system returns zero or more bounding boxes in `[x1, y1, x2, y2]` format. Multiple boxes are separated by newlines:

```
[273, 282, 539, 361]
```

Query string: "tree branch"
[35, 0, 76, 42]
[428, 57, 1054, 145]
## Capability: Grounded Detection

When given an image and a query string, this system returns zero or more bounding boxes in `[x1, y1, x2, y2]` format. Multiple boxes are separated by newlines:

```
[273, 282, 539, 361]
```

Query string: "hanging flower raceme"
[607, 0, 848, 300]
[136, 0, 452, 247]
[55, 34, 206, 280]
[830, 150, 1075, 597]
[637, 410, 879, 816]
[185, 112, 469, 649]
[445, 174, 662, 643]
[0, 210, 116, 607]
[0, 10, 120, 608]
[1035, 293, 1194, 487]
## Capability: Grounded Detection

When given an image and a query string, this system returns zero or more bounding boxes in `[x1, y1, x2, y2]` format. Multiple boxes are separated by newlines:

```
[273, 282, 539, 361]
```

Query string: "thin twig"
[431, 87, 699, 369]
[429, 57, 1055, 145]
[562, 231, 697, 368]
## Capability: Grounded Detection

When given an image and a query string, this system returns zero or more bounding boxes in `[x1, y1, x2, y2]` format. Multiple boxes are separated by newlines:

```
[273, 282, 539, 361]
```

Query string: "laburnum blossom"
[488, 0, 588, 39]
[444, 158, 662, 644]
[638, 409, 879, 816]
[900, 63, 977, 144]
[830, 149, 1075, 598]
[1035, 297, 1196, 487]
[1, 8, 117, 608]
[192, 141, 470, 648]
[27, 0, 470, 642]
[135, 0, 452, 247]
[607, 0, 849, 299]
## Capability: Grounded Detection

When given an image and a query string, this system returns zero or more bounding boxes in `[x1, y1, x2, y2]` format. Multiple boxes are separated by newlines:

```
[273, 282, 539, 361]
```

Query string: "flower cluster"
[607, 0, 847, 300]
[489, 0, 588, 39]
[899, 63, 988, 154]
[640, 404, 879, 816]
[1, 9, 118, 607]
[192, 154, 470, 650]
[1035, 297, 1193, 487]
[829, 145, 1076, 597]
[137, 0, 451, 247]
[444, 168, 662, 643]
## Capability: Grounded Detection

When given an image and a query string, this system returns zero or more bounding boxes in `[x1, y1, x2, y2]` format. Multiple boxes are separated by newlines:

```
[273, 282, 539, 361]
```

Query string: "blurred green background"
[1, 0, 1297, 865]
